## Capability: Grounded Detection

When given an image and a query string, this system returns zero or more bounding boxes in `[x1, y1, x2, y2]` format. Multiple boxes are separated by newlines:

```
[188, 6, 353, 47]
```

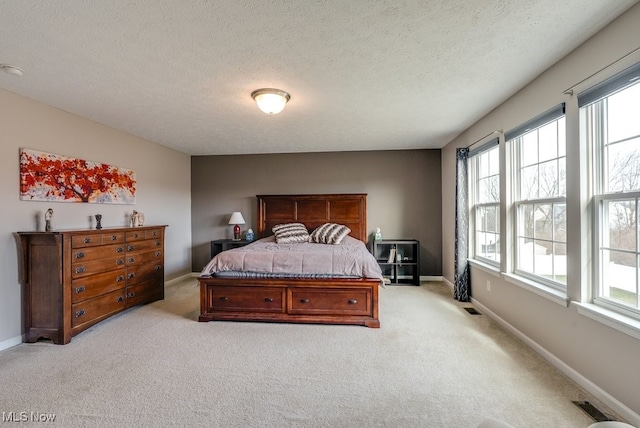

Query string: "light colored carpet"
[0, 278, 610, 427]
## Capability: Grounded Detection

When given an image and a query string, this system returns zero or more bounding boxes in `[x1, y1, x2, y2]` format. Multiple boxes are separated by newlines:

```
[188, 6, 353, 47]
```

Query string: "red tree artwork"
[20, 149, 136, 204]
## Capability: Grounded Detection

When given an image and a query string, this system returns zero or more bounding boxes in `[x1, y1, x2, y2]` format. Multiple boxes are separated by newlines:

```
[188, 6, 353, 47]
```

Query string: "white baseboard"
[471, 298, 640, 427]
[0, 335, 24, 352]
[165, 272, 199, 286]
[442, 277, 454, 289]
[420, 275, 443, 282]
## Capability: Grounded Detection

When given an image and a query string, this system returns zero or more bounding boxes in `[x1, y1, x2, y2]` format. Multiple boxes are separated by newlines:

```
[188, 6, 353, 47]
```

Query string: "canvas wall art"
[19, 149, 136, 204]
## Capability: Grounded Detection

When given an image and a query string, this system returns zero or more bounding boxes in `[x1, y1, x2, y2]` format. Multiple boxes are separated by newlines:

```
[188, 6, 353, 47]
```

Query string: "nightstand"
[210, 239, 254, 259]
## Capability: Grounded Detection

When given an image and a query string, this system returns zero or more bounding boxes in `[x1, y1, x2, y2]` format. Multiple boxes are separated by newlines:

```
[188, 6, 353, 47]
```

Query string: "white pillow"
[309, 223, 351, 245]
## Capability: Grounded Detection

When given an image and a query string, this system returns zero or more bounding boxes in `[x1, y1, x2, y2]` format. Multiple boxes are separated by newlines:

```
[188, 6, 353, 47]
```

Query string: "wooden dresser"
[18, 225, 166, 344]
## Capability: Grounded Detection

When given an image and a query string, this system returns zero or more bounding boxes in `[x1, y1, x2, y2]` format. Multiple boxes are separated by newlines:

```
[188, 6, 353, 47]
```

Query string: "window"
[507, 105, 566, 288]
[580, 62, 640, 319]
[469, 141, 500, 265]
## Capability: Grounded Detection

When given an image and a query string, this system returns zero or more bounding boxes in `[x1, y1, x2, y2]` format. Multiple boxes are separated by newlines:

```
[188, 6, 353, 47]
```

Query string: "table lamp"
[228, 212, 245, 240]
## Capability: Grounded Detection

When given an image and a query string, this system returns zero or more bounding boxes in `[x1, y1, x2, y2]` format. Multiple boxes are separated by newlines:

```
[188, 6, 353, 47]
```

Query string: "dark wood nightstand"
[210, 239, 254, 259]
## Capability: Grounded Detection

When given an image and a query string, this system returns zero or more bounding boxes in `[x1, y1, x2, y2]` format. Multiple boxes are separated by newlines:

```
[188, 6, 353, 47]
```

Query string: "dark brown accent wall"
[191, 150, 442, 276]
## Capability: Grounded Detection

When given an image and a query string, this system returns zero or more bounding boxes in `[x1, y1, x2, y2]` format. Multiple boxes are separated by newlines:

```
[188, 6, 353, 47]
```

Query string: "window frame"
[580, 65, 640, 321]
[513, 197, 567, 291]
[507, 105, 567, 290]
[592, 193, 640, 319]
[469, 140, 500, 267]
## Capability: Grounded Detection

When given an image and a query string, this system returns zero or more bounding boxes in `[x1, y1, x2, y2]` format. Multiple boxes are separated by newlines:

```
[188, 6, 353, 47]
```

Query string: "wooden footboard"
[198, 276, 380, 328]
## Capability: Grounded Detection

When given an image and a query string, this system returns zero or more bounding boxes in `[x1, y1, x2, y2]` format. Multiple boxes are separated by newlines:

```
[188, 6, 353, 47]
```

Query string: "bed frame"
[198, 193, 380, 328]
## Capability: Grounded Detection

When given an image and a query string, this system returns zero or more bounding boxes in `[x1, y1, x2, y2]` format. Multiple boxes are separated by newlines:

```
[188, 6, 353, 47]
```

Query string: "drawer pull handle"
[152, 231, 158, 236]
[134, 233, 139, 238]
[75, 286, 86, 293]
[128, 292, 136, 298]
[156, 240, 161, 246]
[128, 245, 134, 251]
[111, 235, 118, 241]
[75, 266, 86, 274]
[300, 298, 309, 304]
[117, 275, 124, 282]
[116, 247, 124, 253]
[128, 257, 135, 263]
[219, 296, 229, 301]
[348, 299, 358, 304]
[83, 238, 91, 244]
[128, 273, 135, 279]
[75, 252, 85, 259]
[155, 265, 162, 271]
[117, 296, 124, 303]
[75, 309, 85, 318]
[264, 297, 274, 303]
[155, 251, 161, 257]
[116, 259, 124, 265]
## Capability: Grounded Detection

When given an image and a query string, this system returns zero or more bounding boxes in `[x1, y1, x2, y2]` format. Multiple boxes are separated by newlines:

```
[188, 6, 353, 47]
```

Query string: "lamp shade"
[228, 212, 245, 225]
[251, 88, 290, 115]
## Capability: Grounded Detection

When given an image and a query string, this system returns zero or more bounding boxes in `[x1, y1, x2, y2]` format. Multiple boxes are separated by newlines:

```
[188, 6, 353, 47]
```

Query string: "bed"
[198, 193, 382, 328]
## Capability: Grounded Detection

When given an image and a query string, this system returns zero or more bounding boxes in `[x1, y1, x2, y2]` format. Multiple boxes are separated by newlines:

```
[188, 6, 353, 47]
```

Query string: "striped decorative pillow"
[309, 223, 351, 245]
[272, 222, 310, 244]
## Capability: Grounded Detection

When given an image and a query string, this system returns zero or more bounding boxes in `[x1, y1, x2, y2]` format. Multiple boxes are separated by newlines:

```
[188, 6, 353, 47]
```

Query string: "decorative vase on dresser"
[17, 225, 167, 344]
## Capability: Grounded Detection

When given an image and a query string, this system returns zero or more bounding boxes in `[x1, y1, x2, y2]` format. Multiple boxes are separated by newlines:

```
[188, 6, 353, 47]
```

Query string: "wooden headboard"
[257, 194, 368, 242]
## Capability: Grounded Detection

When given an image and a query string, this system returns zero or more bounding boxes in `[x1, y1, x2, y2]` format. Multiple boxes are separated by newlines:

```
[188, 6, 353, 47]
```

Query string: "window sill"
[573, 302, 640, 341]
[468, 259, 501, 277]
[502, 273, 569, 307]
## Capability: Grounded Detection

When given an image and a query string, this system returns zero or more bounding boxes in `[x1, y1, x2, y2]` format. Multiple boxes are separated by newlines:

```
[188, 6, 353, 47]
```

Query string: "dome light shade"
[251, 88, 290, 115]
[0, 64, 24, 77]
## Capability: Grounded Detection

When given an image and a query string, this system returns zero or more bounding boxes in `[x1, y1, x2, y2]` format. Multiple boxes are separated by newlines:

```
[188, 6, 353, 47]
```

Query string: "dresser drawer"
[71, 269, 126, 303]
[288, 288, 371, 316]
[145, 228, 163, 239]
[207, 286, 285, 313]
[71, 256, 126, 278]
[126, 230, 147, 242]
[125, 278, 164, 307]
[125, 249, 163, 266]
[71, 234, 103, 248]
[71, 289, 126, 329]
[71, 243, 125, 262]
[126, 262, 163, 285]
[71, 232, 125, 248]
[100, 232, 125, 245]
[126, 239, 163, 253]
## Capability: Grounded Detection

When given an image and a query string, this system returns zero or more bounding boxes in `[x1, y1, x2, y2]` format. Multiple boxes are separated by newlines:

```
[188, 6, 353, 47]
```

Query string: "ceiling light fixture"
[251, 88, 290, 115]
[0, 64, 24, 77]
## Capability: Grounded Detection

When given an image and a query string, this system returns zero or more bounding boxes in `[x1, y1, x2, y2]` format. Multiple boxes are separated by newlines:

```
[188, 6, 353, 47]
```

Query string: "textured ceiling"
[0, 1, 637, 155]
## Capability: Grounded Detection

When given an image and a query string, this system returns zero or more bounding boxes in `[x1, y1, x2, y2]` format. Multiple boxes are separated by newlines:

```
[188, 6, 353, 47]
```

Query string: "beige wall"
[0, 88, 192, 349]
[191, 150, 442, 274]
[441, 4, 640, 422]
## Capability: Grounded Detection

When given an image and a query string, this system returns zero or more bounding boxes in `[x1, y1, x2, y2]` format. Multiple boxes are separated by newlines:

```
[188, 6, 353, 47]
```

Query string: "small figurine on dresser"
[131, 210, 145, 227]
[95, 214, 102, 230]
[44, 208, 54, 231]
